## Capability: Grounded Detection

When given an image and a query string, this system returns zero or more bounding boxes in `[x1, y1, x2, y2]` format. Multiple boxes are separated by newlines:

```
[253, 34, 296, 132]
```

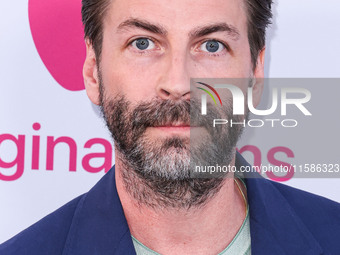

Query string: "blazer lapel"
[62, 167, 136, 255]
[236, 154, 323, 255]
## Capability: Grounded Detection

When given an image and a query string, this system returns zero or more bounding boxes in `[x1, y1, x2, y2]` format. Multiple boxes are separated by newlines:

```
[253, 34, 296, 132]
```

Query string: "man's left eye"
[200, 40, 225, 53]
[131, 38, 156, 50]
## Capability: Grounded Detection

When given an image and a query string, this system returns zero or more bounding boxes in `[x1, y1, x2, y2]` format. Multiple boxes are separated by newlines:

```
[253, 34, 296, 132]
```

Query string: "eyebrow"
[117, 18, 240, 41]
[189, 23, 240, 41]
[117, 18, 168, 35]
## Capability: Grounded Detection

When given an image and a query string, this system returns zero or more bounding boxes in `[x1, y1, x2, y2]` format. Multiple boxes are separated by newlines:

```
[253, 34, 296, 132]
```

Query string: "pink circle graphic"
[28, 0, 86, 91]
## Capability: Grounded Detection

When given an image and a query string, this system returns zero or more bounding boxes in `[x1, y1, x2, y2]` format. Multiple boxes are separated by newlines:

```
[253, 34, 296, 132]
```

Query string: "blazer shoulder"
[271, 180, 340, 214]
[270, 180, 340, 247]
[0, 194, 85, 255]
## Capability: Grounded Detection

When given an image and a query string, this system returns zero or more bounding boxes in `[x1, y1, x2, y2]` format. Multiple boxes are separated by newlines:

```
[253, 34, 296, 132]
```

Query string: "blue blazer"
[1, 154, 340, 254]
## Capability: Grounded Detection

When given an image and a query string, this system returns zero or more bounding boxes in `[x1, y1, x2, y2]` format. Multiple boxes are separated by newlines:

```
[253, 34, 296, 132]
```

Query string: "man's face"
[84, 0, 264, 207]
[91, 0, 260, 138]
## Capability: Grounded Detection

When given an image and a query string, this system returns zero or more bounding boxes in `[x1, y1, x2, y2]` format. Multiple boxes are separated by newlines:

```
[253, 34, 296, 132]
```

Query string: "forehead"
[104, 0, 248, 37]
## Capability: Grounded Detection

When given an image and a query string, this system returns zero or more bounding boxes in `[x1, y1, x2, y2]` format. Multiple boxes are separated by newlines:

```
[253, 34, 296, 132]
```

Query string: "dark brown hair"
[81, 0, 111, 63]
[81, 0, 273, 68]
[245, 0, 273, 68]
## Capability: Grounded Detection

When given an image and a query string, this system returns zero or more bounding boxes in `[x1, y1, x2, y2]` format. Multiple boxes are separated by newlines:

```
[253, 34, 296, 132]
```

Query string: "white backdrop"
[1, 0, 339, 243]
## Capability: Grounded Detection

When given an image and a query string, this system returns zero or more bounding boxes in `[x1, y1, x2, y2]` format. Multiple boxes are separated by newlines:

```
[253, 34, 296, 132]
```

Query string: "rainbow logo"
[196, 82, 223, 106]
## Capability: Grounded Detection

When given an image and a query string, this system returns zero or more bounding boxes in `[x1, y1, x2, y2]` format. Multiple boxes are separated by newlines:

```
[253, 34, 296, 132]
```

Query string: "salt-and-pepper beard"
[99, 84, 246, 209]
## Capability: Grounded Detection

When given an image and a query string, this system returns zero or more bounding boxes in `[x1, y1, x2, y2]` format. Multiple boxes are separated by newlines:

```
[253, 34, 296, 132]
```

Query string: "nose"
[156, 51, 191, 101]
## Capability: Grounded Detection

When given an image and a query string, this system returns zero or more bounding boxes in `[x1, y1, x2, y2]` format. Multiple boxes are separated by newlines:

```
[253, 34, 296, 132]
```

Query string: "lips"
[151, 122, 192, 133]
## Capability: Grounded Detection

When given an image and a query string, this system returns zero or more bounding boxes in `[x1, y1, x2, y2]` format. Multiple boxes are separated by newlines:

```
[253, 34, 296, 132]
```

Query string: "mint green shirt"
[132, 204, 251, 254]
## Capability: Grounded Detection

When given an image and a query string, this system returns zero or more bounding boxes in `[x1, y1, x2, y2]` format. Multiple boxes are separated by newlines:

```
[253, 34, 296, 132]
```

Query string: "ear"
[251, 48, 266, 107]
[83, 39, 100, 105]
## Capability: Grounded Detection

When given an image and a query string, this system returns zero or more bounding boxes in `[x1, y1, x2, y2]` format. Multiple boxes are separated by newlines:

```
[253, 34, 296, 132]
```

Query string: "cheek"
[101, 54, 163, 101]
[191, 52, 253, 78]
[192, 61, 252, 79]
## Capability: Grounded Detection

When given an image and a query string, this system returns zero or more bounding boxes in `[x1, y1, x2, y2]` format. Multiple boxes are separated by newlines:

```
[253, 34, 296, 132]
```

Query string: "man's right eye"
[131, 38, 156, 50]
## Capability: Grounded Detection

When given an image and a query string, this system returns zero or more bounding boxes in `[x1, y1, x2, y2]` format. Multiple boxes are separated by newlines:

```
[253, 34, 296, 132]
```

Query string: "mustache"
[129, 98, 222, 132]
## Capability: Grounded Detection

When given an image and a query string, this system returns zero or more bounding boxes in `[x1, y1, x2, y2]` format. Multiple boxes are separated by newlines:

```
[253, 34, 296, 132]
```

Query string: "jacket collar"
[237, 154, 323, 255]
[62, 168, 136, 255]
[63, 154, 323, 255]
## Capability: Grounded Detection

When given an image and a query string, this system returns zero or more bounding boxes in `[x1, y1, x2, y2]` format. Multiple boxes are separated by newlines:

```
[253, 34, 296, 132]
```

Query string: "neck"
[115, 155, 247, 255]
